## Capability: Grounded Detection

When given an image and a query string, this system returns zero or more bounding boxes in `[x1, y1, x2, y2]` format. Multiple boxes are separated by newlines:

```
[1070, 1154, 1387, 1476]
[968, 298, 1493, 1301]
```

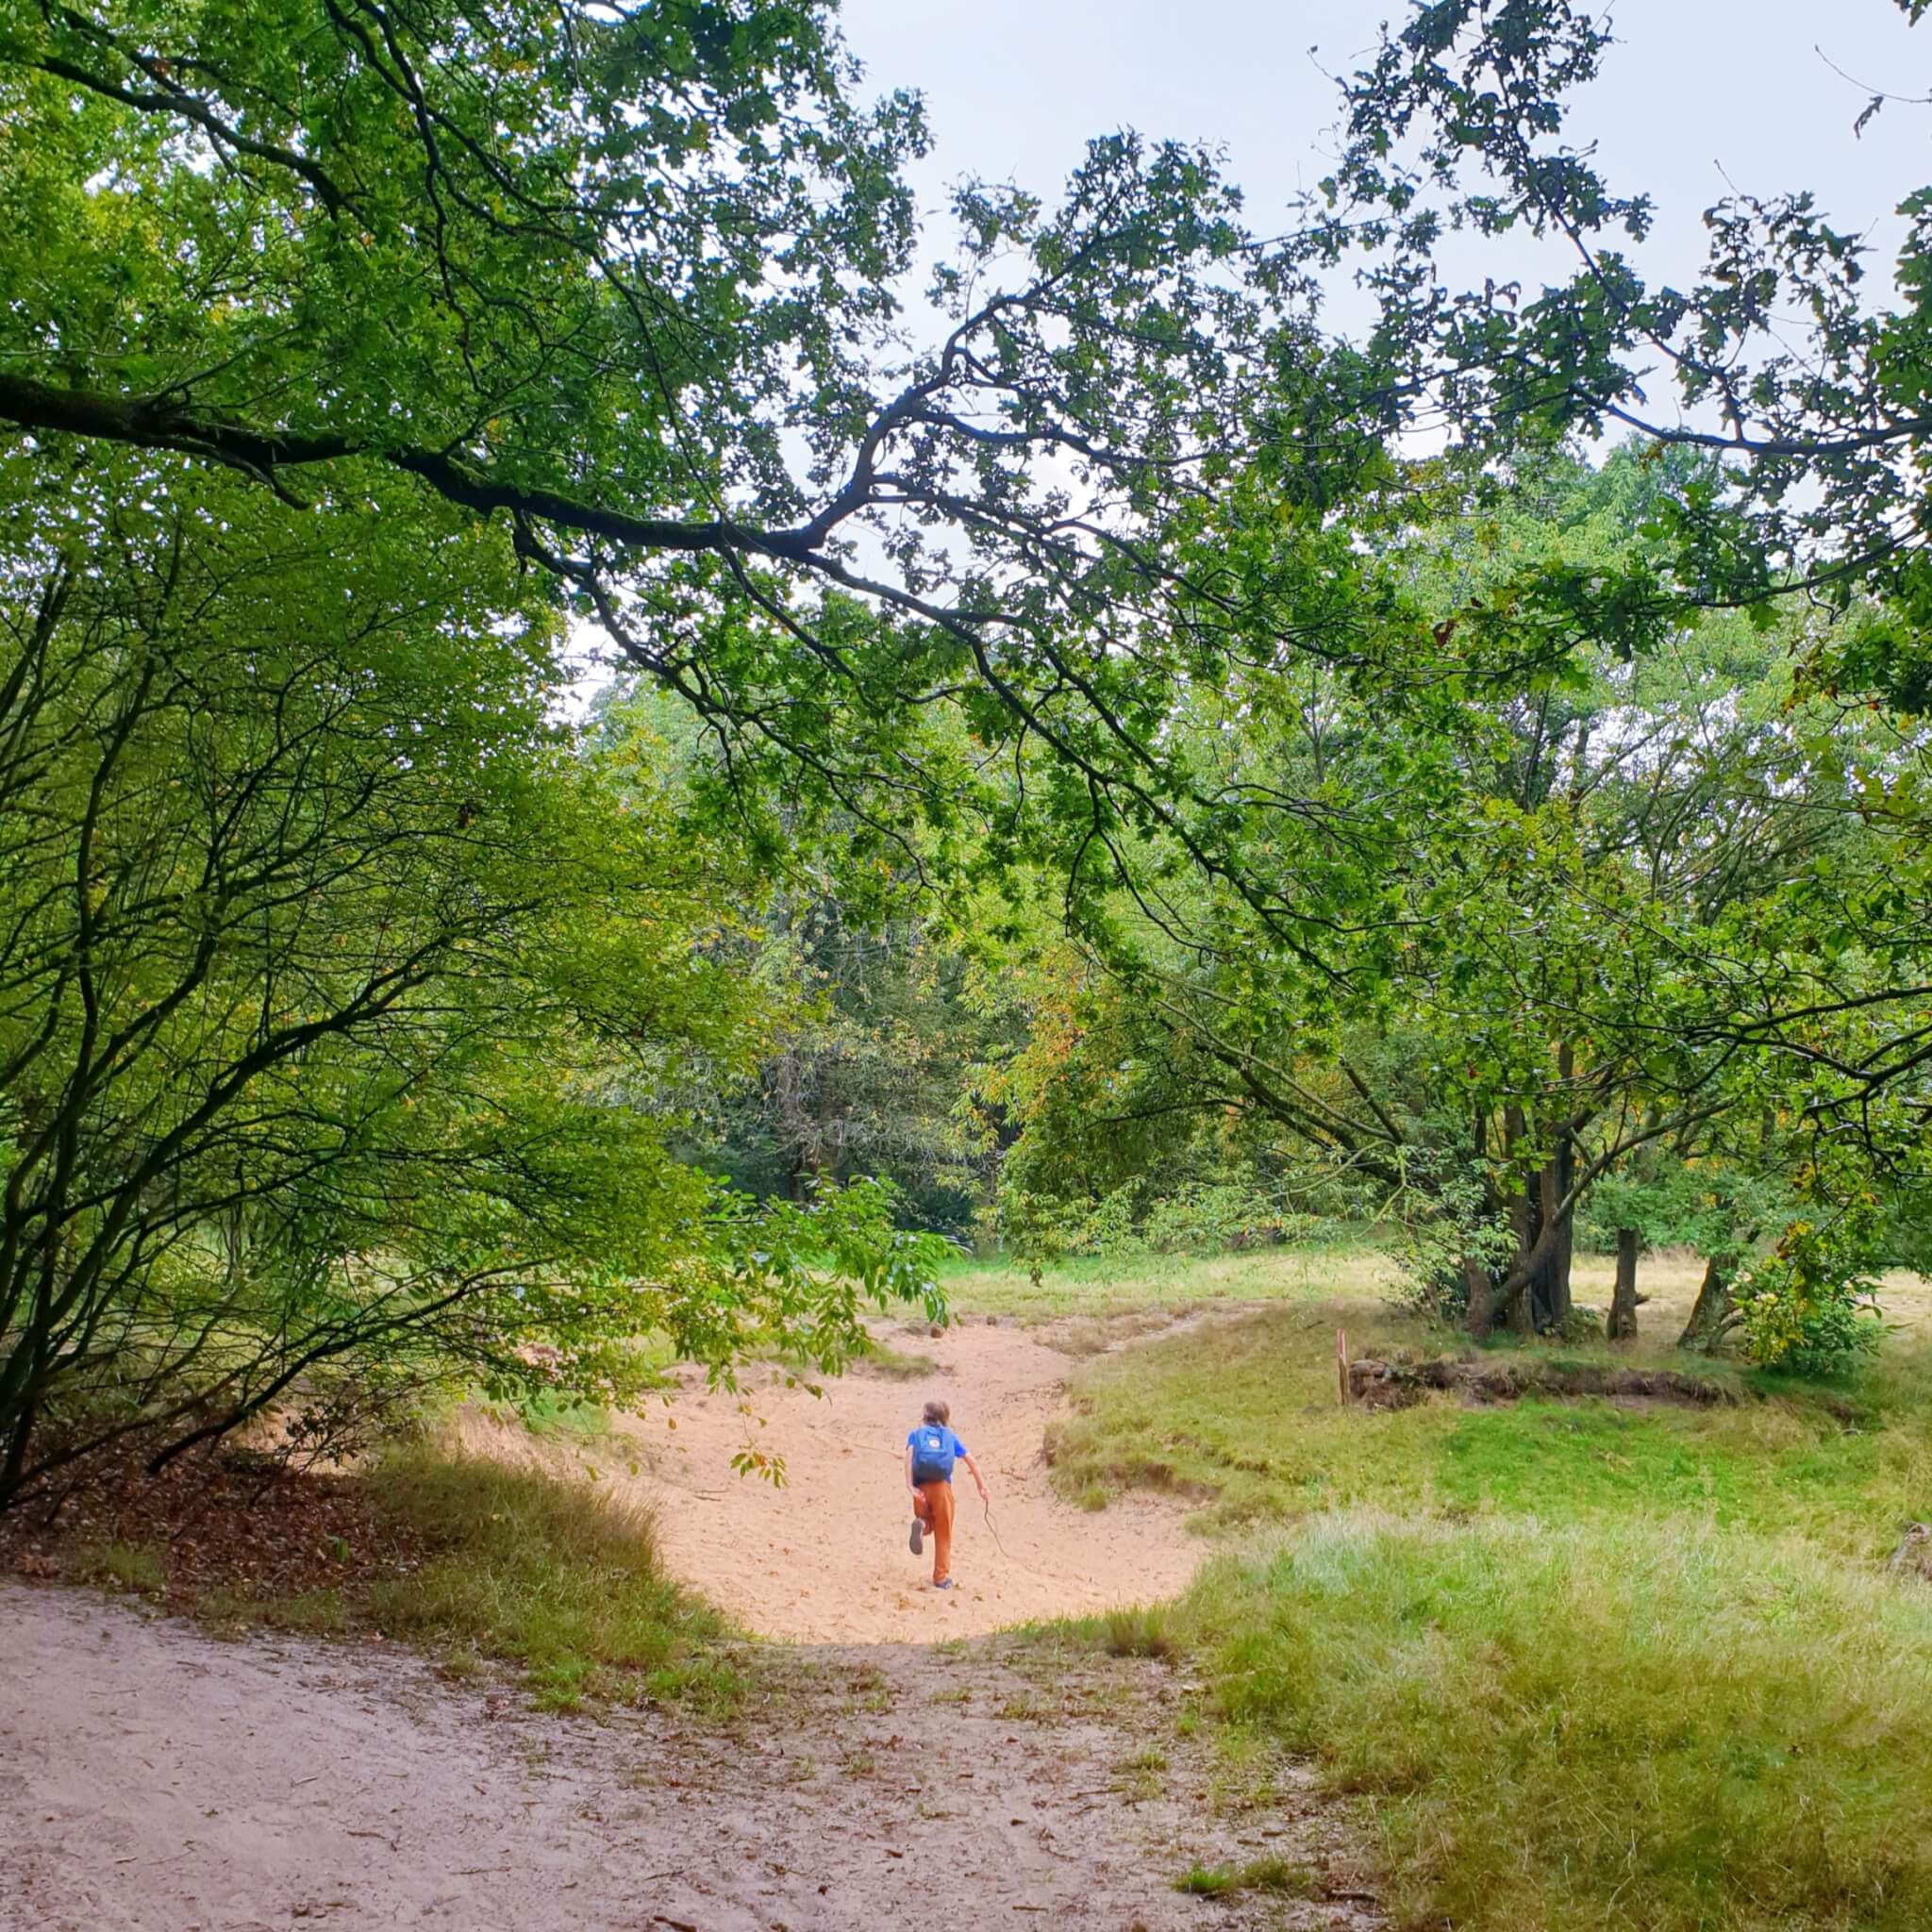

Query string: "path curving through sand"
[469, 1312, 1209, 1642]
[1, 1307, 1389, 1930]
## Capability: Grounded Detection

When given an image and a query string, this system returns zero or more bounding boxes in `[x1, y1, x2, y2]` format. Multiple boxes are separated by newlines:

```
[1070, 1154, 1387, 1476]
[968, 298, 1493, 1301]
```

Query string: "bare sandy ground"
[0, 1305, 1393, 1929]
[0, 1580, 1382, 1932]
[467, 1312, 1214, 1643]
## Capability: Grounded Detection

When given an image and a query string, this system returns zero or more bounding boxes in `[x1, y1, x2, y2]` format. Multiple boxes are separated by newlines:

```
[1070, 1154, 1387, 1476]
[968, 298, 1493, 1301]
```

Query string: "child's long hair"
[923, 1398, 950, 1425]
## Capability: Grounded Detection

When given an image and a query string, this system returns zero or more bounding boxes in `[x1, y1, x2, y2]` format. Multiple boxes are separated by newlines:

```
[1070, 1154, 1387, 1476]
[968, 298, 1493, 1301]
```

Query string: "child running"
[904, 1398, 988, 1591]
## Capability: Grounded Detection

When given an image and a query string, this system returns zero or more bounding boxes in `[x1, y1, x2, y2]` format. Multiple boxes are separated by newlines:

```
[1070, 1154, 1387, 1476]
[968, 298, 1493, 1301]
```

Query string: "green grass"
[225, 1585, 351, 1634]
[1176, 1510, 1932, 1932]
[1045, 1297, 1932, 1555]
[73, 1541, 166, 1593]
[502, 1391, 612, 1439]
[1174, 1857, 1316, 1899]
[1029, 1273, 1932, 1931]
[154, 1443, 738, 1713]
[855, 1337, 941, 1378]
[940, 1233, 1393, 1323]
[358, 1446, 739, 1713]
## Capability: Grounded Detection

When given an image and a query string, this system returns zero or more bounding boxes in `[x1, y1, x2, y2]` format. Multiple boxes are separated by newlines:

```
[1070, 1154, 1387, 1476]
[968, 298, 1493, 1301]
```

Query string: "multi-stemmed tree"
[0, 451, 941, 1507]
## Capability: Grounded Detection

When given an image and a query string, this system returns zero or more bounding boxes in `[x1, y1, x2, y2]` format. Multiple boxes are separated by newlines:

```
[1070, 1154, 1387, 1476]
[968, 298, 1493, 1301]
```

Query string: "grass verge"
[5, 1434, 737, 1716]
[356, 1447, 738, 1712]
[1177, 1510, 1932, 1932]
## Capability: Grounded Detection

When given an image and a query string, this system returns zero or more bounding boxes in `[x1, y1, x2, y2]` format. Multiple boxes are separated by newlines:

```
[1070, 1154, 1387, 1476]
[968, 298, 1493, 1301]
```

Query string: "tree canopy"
[0, 444, 941, 1504]
[9, 0, 1932, 1492]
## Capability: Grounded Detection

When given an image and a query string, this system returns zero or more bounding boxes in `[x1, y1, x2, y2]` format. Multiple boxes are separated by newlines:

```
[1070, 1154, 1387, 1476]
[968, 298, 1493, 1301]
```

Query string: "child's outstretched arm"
[960, 1450, 989, 1501]
[905, 1443, 917, 1495]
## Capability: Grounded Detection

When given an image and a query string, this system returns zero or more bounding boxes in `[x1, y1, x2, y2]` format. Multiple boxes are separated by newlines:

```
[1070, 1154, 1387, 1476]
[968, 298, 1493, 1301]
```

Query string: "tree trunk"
[1464, 1253, 1501, 1340]
[1678, 1257, 1734, 1353]
[0, 1403, 35, 1511]
[1472, 1208, 1575, 1343]
[1500, 1105, 1537, 1334]
[1526, 1157, 1574, 1333]
[1607, 1227, 1639, 1341]
[1548, 1142, 1574, 1324]
[1545, 1045, 1576, 1328]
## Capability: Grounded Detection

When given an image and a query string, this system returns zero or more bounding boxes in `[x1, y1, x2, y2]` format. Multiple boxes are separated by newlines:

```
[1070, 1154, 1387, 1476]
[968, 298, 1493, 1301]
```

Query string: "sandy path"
[478, 1314, 1212, 1643]
[0, 1581, 1382, 1932]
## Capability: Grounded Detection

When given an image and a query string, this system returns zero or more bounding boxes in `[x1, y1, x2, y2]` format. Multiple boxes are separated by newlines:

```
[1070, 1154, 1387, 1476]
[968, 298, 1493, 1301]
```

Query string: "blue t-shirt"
[907, 1424, 967, 1479]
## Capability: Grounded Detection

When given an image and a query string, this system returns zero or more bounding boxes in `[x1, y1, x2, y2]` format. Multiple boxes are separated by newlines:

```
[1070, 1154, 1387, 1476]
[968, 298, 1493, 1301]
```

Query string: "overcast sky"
[838, 0, 1931, 329]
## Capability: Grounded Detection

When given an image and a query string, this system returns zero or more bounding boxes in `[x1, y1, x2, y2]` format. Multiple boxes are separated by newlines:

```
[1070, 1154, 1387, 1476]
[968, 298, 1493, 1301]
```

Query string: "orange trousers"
[912, 1478, 955, 1584]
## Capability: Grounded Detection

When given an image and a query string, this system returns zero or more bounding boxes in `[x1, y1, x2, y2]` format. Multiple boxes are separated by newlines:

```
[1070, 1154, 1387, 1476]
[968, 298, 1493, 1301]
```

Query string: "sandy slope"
[466, 1312, 1213, 1643]
[0, 1307, 1391, 1929]
[0, 1581, 1381, 1932]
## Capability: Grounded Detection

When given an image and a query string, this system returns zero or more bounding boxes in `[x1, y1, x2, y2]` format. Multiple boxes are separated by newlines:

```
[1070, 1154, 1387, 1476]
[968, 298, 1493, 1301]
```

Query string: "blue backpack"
[910, 1424, 956, 1483]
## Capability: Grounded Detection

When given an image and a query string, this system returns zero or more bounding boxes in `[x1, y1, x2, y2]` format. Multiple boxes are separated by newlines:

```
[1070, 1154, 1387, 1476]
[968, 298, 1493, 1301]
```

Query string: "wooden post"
[1337, 1325, 1349, 1407]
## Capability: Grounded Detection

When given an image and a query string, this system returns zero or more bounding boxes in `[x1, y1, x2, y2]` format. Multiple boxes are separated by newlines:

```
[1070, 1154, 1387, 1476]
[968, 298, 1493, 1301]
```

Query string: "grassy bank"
[356, 1448, 738, 1711]
[19, 1438, 736, 1715]
[1179, 1509, 1932, 1932]
[1046, 1296, 1932, 1555]
[1029, 1260, 1932, 1930]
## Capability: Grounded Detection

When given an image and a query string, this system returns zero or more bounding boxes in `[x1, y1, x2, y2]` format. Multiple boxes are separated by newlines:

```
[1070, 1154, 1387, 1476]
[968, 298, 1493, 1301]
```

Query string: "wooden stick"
[1336, 1325, 1349, 1407]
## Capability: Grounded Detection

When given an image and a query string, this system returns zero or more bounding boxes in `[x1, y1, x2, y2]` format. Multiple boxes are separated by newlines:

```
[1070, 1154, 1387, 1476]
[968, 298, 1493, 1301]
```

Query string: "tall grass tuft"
[1181, 1509, 1932, 1932]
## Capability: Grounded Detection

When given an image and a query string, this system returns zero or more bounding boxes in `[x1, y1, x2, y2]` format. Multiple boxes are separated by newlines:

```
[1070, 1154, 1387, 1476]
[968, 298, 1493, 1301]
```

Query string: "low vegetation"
[356, 1449, 738, 1714]
[1047, 1295, 1932, 1550]
[941, 1232, 1394, 1324]
[7, 1438, 735, 1716]
[1028, 1253, 1932, 1932]
[1174, 1856, 1317, 1899]
[1185, 1511, 1932, 1932]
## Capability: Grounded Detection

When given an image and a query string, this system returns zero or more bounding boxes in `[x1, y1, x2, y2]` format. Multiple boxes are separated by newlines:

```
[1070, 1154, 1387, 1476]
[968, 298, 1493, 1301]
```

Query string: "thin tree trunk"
[1548, 1147, 1574, 1324]
[1546, 1045, 1576, 1328]
[0, 1402, 35, 1510]
[1503, 1106, 1536, 1334]
[1607, 1228, 1640, 1341]
[1678, 1257, 1733, 1353]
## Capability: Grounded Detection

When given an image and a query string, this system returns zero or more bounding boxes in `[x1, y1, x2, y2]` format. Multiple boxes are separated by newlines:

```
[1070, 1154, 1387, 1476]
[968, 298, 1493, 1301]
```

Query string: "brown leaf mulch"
[0, 1433, 426, 1612]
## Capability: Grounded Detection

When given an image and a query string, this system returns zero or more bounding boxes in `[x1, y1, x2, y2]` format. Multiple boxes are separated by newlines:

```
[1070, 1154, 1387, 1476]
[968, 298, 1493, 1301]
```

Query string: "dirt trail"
[474, 1312, 1211, 1643]
[0, 1580, 1381, 1931]
[2, 1309, 1389, 1927]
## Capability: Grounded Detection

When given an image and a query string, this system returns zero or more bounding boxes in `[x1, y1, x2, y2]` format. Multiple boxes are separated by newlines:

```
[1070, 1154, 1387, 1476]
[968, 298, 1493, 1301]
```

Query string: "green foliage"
[992, 1151, 1319, 1268]
[0, 451, 949, 1503]
[970, 448, 1923, 1341]
[1303, 3, 1932, 1234]
[0, 0, 1420, 1002]
[590, 681, 991, 1233]
[1574, 1161, 1787, 1260]
[1141, 1186, 1314, 1257]
[1733, 1210, 1885, 1375]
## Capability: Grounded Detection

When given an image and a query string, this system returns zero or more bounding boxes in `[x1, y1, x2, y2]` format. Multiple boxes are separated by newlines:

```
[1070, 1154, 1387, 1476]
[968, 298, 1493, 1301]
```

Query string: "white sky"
[839, 0, 1930, 330]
